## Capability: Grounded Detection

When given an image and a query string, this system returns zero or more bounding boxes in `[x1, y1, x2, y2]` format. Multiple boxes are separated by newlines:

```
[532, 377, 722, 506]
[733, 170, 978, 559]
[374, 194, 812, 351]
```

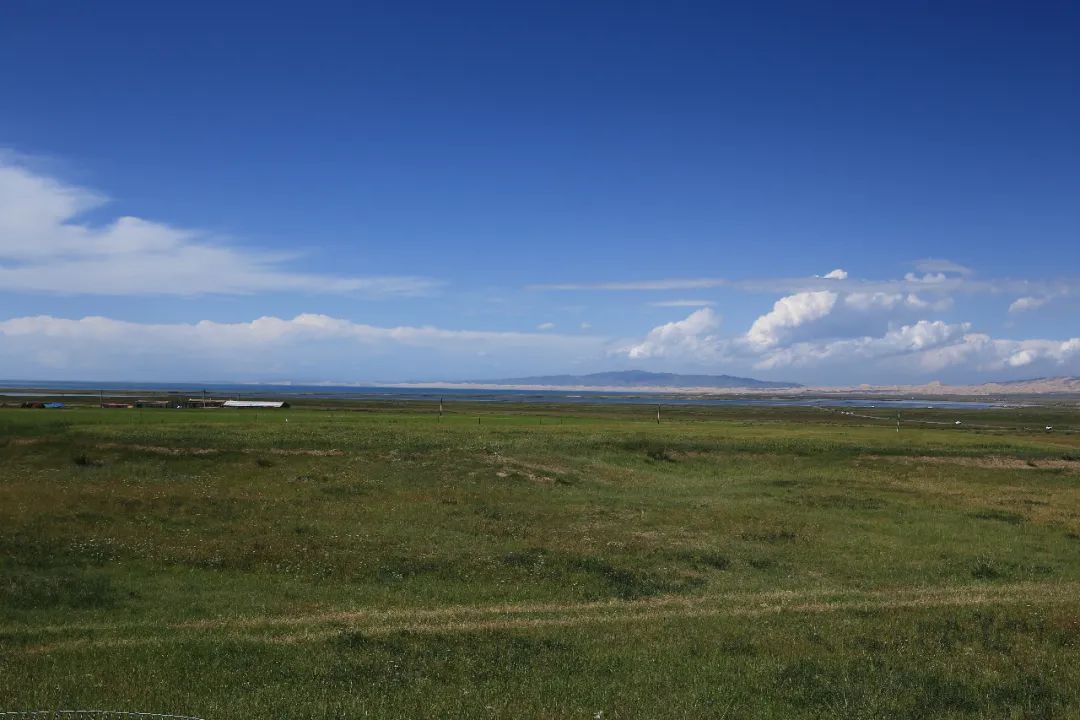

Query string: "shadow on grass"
[0, 567, 119, 610]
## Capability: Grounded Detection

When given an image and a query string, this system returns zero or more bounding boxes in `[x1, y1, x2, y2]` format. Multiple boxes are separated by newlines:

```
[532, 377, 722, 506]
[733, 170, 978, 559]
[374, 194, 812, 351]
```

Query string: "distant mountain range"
[480, 370, 802, 389]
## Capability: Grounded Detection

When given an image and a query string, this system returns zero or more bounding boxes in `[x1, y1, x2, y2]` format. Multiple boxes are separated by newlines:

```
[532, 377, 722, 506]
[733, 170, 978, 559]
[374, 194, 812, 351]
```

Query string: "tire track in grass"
[5, 587, 845, 636]
[268, 586, 1072, 644]
[9, 581, 1079, 654]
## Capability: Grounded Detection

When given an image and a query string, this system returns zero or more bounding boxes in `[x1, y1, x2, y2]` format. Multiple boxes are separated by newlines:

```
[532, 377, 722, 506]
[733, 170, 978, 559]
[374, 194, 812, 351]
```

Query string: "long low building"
[223, 400, 290, 409]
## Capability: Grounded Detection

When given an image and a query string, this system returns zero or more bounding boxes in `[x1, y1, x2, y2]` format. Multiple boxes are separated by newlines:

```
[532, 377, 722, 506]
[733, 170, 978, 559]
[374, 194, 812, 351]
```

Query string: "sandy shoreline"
[381, 378, 1080, 397]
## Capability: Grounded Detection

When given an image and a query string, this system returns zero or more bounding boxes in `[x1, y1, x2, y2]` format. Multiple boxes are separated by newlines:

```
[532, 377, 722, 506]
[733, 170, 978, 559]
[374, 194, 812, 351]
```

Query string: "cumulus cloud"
[616, 301, 1079, 380]
[620, 282, 961, 370]
[822, 269, 848, 279]
[536, 322, 556, 330]
[895, 332, 1079, 374]
[0, 313, 605, 380]
[737, 284, 957, 352]
[623, 308, 722, 360]
[754, 320, 971, 370]
[745, 291, 838, 349]
[0, 158, 437, 296]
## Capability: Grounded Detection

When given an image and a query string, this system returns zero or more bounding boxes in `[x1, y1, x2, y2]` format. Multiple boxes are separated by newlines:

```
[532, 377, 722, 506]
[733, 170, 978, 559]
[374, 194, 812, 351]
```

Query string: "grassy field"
[2, 402, 1079, 719]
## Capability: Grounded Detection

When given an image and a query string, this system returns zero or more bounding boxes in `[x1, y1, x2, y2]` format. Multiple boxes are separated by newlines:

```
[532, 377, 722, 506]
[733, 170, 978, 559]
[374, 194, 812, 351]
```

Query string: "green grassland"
[1, 403, 1079, 719]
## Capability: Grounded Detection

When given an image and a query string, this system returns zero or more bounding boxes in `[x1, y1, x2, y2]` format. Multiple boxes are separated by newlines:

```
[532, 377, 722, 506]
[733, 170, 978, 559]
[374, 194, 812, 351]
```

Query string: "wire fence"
[814, 405, 1079, 434]
[0, 713, 205, 720]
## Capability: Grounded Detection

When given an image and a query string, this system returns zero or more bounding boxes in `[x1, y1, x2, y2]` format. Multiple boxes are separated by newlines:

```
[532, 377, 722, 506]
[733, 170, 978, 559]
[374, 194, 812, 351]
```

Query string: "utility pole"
[657, 404, 661, 425]
[439, 397, 443, 422]
[896, 412, 901, 433]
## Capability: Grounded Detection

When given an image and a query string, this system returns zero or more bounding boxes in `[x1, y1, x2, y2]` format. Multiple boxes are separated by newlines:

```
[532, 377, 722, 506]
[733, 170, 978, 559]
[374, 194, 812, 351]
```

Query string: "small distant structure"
[43, 402, 65, 409]
[187, 398, 226, 408]
[1045, 426, 1054, 433]
[135, 400, 170, 409]
[223, 400, 289, 409]
[102, 402, 135, 409]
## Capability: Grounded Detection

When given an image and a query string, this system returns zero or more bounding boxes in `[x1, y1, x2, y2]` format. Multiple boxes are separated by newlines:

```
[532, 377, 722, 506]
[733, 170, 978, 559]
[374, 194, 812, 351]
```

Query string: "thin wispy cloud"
[531, 264, 1075, 300]
[649, 299, 717, 307]
[914, 258, 974, 276]
[1009, 296, 1048, 313]
[530, 278, 728, 291]
[0, 157, 439, 297]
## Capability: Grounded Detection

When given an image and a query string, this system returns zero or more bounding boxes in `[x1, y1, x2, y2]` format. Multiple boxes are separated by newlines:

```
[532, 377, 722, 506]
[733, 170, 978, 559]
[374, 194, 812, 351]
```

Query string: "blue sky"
[0, 1, 1077, 384]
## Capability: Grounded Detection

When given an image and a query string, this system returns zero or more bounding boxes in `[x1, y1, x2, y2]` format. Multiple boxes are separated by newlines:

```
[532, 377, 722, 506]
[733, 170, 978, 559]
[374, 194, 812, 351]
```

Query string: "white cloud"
[537, 322, 556, 331]
[0, 158, 437, 297]
[917, 334, 1080, 373]
[580, 321, 592, 330]
[738, 286, 956, 355]
[648, 299, 717, 307]
[535, 273, 1079, 307]
[903, 272, 948, 284]
[533, 266, 1074, 300]
[619, 286, 952, 369]
[904, 293, 954, 311]
[1006, 349, 1037, 367]
[0, 313, 606, 380]
[530, 278, 727, 291]
[751, 321, 1080, 375]
[745, 291, 838, 349]
[844, 292, 951, 313]
[1009, 296, 1047, 313]
[753, 320, 971, 370]
[884, 320, 968, 352]
[623, 308, 722, 360]
[616, 302, 1080, 380]
[844, 292, 905, 311]
[914, 258, 974, 276]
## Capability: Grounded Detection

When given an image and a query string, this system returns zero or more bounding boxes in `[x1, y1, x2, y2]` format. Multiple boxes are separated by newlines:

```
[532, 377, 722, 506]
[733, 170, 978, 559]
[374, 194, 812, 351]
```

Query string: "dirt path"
[89, 442, 344, 457]
[8, 581, 1078, 655]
